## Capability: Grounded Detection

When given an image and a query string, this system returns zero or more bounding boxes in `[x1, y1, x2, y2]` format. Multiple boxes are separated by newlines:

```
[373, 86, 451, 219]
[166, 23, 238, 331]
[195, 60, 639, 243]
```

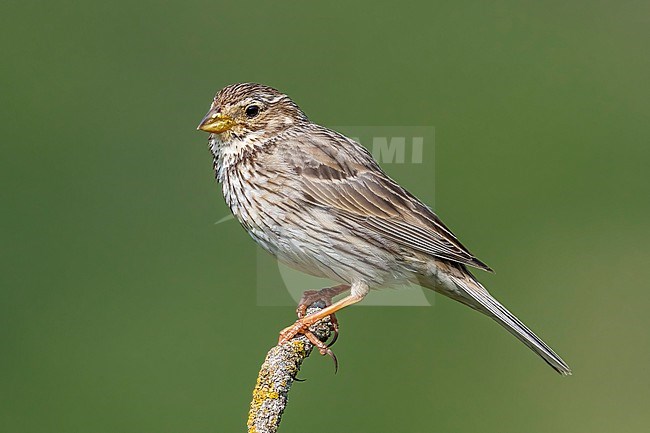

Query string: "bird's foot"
[295, 284, 349, 347]
[278, 284, 350, 372]
[278, 314, 339, 372]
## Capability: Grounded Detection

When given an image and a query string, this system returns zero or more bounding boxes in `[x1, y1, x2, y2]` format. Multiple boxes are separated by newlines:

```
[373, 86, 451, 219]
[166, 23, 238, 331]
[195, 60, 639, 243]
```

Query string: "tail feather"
[448, 274, 572, 376]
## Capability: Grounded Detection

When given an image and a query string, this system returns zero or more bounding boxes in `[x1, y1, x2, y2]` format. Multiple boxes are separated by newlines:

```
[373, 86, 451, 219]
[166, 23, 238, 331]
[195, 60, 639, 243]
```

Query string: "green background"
[2, 1, 649, 432]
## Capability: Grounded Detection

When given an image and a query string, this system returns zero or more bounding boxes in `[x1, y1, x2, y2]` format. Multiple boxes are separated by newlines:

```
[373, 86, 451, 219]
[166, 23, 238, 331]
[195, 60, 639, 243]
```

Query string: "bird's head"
[197, 83, 308, 142]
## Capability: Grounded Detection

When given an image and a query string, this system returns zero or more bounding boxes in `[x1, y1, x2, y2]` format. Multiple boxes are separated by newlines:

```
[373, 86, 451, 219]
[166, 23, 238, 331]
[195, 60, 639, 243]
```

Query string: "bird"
[197, 82, 571, 375]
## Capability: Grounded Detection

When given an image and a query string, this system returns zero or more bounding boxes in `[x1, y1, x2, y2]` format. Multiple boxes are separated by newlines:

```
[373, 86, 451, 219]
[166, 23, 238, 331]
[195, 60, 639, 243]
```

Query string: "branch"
[246, 301, 334, 433]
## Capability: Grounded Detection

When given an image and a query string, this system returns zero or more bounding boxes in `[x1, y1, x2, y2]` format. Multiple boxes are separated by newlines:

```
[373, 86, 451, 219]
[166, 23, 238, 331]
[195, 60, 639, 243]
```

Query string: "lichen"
[247, 303, 333, 433]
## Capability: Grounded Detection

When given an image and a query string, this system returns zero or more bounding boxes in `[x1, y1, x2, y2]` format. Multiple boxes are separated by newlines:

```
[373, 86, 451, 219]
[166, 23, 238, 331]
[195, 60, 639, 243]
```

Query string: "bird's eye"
[245, 105, 260, 118]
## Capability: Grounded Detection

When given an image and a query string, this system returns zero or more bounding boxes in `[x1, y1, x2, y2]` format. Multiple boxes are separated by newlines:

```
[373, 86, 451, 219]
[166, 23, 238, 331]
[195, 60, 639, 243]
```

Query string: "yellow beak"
[197, 108, 235, 133]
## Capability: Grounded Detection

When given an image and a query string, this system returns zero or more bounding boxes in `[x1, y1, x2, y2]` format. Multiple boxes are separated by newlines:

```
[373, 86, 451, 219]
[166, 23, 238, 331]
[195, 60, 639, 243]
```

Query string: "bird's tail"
[436, 271, 572, 376]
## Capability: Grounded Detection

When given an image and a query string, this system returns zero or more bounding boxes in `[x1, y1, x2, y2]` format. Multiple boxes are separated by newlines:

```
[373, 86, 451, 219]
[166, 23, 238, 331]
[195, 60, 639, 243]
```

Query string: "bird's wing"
[284, 126, 492, 272]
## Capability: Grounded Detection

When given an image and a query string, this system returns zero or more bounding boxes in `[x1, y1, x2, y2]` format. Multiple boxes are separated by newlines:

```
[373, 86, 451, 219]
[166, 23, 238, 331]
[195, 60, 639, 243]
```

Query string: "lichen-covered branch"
[247, 302, 334, 433]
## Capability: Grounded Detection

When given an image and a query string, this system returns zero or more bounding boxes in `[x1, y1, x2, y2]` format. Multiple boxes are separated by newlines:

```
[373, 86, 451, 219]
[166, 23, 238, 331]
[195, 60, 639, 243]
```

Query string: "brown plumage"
[198, 83, 571, 375]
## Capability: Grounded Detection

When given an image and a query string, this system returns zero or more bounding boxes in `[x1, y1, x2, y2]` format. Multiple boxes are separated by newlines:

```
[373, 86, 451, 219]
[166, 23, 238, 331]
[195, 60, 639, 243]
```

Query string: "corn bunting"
[197, 83, 571, 375]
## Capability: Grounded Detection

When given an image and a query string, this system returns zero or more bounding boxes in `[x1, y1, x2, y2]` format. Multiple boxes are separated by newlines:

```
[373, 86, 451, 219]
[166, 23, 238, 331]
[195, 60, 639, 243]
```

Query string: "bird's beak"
[197, 108, 235, 133]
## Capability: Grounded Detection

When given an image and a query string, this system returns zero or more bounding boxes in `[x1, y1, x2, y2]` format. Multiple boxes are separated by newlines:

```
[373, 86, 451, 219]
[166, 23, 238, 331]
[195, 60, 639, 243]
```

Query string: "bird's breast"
[221, 162, 293, 249]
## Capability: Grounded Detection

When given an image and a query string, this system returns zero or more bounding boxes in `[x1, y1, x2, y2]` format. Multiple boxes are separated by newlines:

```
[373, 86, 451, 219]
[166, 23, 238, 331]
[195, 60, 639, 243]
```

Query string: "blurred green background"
[2, 1, 649, 432]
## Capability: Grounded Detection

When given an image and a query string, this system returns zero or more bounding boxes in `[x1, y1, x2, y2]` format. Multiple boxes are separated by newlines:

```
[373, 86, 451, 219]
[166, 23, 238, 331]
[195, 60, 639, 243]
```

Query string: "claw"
[319, 346, 338, 373]
[327, 347, 339, 374]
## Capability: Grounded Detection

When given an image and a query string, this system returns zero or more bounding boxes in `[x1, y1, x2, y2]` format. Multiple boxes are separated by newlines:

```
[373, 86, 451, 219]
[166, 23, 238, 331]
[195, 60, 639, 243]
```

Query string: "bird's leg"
[296, 284, 350, 347]
[279, 283, 368, 346]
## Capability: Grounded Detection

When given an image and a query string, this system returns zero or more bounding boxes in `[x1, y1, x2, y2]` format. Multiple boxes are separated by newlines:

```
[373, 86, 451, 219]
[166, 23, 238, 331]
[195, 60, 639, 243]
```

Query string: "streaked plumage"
[198, 82, 571, 375]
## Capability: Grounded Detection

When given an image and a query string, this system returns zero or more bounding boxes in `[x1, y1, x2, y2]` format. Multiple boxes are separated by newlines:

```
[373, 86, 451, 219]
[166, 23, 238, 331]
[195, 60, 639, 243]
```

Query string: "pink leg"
[296, 284, 350, 347]
[279, 287, 365, 344]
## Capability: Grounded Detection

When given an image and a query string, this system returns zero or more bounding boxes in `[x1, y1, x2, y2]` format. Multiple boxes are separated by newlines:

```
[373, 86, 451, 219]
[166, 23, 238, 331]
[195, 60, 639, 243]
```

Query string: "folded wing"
[285, 127, 492, 272]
